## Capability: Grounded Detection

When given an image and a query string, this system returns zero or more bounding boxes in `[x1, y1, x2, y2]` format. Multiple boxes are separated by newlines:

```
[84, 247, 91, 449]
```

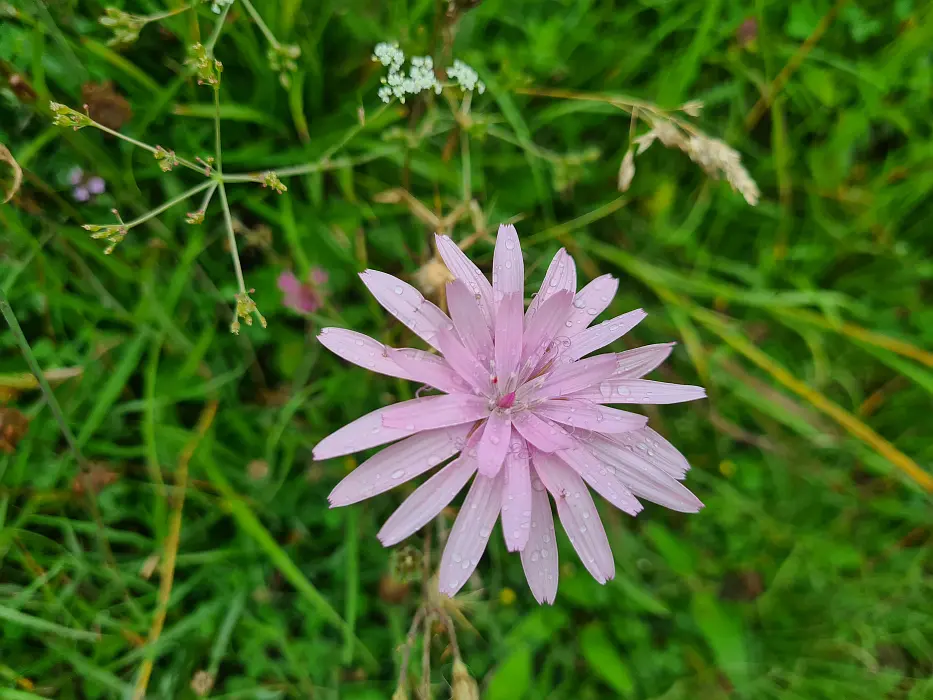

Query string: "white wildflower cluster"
[372, 42, 485, 104]
[447, 59, 485, 94]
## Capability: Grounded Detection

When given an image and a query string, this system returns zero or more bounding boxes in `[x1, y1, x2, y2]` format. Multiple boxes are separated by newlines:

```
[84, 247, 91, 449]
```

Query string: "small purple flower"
[69, 167, 106, 202]
[278, 268, 328, 315]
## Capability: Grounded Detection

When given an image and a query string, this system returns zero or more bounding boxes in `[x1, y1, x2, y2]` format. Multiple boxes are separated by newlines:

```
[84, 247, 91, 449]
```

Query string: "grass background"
[2, 0, 933, 698]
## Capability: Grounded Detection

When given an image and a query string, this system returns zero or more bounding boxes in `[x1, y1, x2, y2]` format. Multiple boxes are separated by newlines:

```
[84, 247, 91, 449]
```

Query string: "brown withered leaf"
[81, 81, 132, 131]
[0, 407, 29, 453]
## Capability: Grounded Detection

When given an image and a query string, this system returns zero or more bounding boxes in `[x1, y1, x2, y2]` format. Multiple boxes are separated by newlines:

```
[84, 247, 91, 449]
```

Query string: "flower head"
[278, 268, 328, 315]
[69, 167, 106, 202]
[314, 225, 706, 603]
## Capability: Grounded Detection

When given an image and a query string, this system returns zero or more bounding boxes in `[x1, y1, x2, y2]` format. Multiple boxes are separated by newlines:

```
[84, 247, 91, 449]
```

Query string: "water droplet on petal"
[355, 339, 364, 346]
[565, 321, 573, 327]
[505, 239, 515, 250]
[453, 553, 462, 563]
[505, 260, 512, 269]
[617, 386, 630, 397]
[531, 551, 540, 562]
[599, 381, 612, 398]
[573, 298, 586, 309]
[391, 469, 405, 479]
[394, 286, 403, 295]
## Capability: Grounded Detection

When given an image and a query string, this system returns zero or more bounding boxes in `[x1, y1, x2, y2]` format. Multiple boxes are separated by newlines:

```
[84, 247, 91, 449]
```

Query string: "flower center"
[496, 391, 516, 409]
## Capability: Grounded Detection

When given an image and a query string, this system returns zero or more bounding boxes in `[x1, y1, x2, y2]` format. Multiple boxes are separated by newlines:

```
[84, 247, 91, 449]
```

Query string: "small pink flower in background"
[278, 267, 328, 315]
[69, 167, 106, 203]
[313, 225, 706, 603]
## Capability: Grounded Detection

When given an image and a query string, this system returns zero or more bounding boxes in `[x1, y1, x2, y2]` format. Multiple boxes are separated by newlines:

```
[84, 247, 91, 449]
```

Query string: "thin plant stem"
[240, 0, 280, 48]
[422, 612, 434, 699]
[132, 400, 218, 700]
[213, 87, 223, 174]
[122, 180, 213, 229]
[92, 121, 204, 175]
[0, 288, 85, 468]
[197, 181, 219, 214]
[397, 607, 426, 691]
[146, 2, 195, 23]
[211, 81, 247, 296]
[204, 2, 230, 53]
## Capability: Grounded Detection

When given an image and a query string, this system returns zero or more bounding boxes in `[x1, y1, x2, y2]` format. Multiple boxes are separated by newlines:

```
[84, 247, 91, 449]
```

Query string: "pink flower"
[313, 225, 705, 603]
[278, 268, 328, 315]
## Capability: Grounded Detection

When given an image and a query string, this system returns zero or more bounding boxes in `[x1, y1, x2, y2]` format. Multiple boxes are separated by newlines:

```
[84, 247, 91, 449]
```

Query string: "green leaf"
[486, 646, 533, 700]
[579, 622, 635, 696]
[643, 522, 696, 577]
[690, 591, 749, 686]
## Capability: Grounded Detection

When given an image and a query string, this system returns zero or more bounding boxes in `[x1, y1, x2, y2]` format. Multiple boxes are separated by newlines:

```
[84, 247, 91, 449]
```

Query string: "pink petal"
[278, 271, 303, 296]
[318, 328, 403, 378]
[501, 443, 532, 551]
[436, 327, 491, 394]
[435, 234, 494, 329]
[597, 427, 691, 481]
[492, 224, 524, 298]
[614, 343, 676, 378]
[555, 445, 642, 516]
[569, 379, 706, 404]
[439, 471, 503, 597]
[446, 279, 494, 365]
[388, 347, 473, 394]
[583, 432, 704, 512]
[381, 394, 488, 431]
[477, 413, 511, 477]
[520, 466, 559, 604]
[564, 309, 646, 362]
[313, 402, 421, 460]
[520, 290, 573, 370]
[532, 354, 618, 400]
[512, 411, 575, 452]
[526, 248, 576, 318]
[494, 293, 524, 383]
[533, 452, 615, 584]
[377, 453, 478, 546]
[565, 274, 618, 336]
[360, 270, 451, 351]
[328, 425, 471, 506]
[534, 399, 648, 433]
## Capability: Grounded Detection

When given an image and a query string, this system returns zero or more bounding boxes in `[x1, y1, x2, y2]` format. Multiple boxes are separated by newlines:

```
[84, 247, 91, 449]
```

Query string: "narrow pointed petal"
[492, 224, 524, 298]
[435, 234, 494, 328]
[360, 270, 451, 351]
[435, 327, 491, 394]
[521, 290, 573, 369]
[378, 453, 478, 545]
[598, 427, 691, 480]
[533, 452, 615, 584]
[313, 401, 421, 460]
[512, 411, 575, 452]
[520, 466, 559, 604]
[381, 394, 488, 431]
[534, 400, 648, 433]
[570, 379, 706, 404]
[388, 348, 473, 394]
[501, 444, 532, 551]
[532, 354, 618, 400]
[556, 445, 643, 516]
[495, 293, 524, 384]
[439, 471, 503, 597]
[318, 328, 405, 379]
[477, 413, 511, 477]
[526, 248, 576, 318]
[446, 279, 494, 364]
[328, 425, 471, 506]
[565, 274, 618, 336]
[584, 433, 704, 512]
[564, 309, 646, 362]
[613, 343, 676, 378]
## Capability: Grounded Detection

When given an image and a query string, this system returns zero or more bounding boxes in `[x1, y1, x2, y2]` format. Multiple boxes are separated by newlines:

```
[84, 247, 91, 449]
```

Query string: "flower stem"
[146, 2, 195, 23]
[123, 180, 213, 229]
[240, 0, 280, 49]
[204, 2, 231, 53]
[91, 121, 204, 175]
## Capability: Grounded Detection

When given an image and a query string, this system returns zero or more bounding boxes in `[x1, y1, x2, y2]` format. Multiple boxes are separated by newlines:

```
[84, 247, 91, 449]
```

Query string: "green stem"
[213, 87, 223, 174]
[146, 2, 195, 23]
[92, 122, 204, 175]
[198, 181, 219, 213]
[218, 183, 246, 295]
[204, 2, 231, 53]
[0, 289, 86, 469]
[240, 0, 280, 49]
[123, 181, 213, 229]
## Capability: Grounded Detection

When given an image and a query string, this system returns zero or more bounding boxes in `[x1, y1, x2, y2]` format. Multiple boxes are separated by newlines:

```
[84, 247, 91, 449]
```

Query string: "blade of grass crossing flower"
[198, 450, 376, 668]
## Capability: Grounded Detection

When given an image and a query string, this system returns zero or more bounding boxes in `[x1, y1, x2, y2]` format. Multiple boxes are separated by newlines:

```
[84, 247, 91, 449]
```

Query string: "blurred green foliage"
[2, 0, 932, 698]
